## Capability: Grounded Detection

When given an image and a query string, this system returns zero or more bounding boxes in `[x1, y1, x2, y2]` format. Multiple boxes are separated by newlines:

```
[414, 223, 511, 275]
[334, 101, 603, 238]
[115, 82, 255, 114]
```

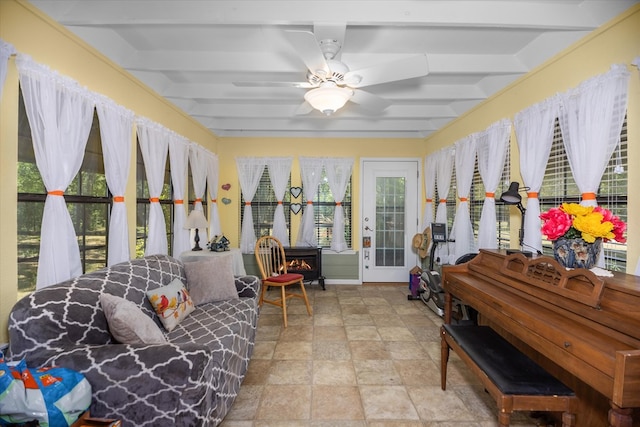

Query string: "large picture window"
[17, 92, 109, 295]
[240, 169, 291, 240]
[314, 171, 352, 248]
[540, 117, 628, 271]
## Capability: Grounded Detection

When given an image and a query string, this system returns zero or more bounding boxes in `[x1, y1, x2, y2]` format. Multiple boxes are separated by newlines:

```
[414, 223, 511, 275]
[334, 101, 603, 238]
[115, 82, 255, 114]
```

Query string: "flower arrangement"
[540, 203, 626, 243]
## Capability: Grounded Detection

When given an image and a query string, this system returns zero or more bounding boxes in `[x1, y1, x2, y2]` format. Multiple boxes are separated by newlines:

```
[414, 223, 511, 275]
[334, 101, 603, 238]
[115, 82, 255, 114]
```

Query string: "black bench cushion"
[444, 324, 575, 396]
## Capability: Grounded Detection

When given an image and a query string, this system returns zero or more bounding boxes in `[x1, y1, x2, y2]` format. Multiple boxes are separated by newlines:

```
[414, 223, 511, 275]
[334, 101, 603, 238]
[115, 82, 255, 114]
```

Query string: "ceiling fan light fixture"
[304, 82, 353, 115]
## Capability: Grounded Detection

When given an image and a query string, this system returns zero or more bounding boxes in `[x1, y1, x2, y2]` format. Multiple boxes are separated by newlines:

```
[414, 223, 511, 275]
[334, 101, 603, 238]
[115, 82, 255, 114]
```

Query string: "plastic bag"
[0, 355, 91, 427]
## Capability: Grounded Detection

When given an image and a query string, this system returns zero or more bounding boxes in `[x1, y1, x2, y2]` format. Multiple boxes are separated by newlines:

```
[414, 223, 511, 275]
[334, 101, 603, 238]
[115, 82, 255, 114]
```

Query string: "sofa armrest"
[235, 275, 261, 299]
[43, 342, 219, 425]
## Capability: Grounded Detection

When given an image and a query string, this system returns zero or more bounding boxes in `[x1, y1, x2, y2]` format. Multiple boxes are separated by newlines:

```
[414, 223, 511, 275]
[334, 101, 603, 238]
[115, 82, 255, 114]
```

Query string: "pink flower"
[540, 207, 572, 240]
[594, 206, 627, 243]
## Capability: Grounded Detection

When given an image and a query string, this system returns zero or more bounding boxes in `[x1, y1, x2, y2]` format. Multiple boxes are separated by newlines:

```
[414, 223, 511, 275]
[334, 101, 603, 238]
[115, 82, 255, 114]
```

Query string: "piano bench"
[441, 324, 578, 427]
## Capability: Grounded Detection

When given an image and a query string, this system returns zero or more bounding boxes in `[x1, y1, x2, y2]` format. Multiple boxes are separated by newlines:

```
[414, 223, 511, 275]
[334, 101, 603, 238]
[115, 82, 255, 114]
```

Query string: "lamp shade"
[184, 209, 209, 230]
[304, 82, 353, 115]
[500, 181, 522, 204]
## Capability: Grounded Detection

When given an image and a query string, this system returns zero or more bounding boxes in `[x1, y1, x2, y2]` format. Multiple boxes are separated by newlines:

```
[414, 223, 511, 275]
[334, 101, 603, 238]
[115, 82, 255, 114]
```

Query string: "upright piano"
[442, 249, 640, 427]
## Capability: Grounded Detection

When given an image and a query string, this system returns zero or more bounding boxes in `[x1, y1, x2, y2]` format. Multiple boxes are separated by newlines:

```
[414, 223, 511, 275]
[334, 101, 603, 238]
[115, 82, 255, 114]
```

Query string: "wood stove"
[283, 247, 325, 290]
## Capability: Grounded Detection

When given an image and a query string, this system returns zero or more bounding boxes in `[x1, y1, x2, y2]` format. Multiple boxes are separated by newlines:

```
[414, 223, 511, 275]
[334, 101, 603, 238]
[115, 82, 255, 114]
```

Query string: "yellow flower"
[561, 203, 593, 216]
[573, 212, 614, 242]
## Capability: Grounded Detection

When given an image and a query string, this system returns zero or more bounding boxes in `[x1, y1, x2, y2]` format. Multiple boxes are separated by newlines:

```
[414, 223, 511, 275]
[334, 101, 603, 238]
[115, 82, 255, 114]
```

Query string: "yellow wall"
[422, 4, 640, 268]
[1, 0, 639, 345]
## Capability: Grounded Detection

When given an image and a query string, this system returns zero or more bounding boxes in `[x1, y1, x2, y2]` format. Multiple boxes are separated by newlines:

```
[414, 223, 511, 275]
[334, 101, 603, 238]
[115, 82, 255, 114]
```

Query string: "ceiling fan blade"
[284, 30, 330, 75]
[344, 54, 429, 88]
[233, 81, 315, 88]
[350, 90, 392, 113]
[313, 23, 346, 61]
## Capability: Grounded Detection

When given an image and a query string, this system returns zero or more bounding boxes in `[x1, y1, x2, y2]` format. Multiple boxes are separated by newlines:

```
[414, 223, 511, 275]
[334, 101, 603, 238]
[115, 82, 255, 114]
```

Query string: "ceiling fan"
[233, 23, 429, 116]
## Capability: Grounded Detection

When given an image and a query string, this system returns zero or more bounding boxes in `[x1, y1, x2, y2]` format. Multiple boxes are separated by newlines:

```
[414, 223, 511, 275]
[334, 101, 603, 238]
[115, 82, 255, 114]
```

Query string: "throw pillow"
[100, 293, 167, 344]
[184, 255, 239, 305]
[146, 278, 195, 332]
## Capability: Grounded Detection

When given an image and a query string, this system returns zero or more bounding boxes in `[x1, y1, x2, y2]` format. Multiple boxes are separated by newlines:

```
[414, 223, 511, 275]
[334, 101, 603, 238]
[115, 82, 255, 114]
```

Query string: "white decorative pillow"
[100, 293, 167, 344]
[146, 279, 195, 332]
[184, 256, 239, 305]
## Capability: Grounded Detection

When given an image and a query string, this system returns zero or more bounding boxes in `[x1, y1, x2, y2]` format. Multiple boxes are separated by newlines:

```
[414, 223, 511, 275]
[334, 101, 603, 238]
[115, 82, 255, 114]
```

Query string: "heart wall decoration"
[290, 187, 302, 199]
[221, 183, 231, 191]
[290, 203, 302, 215]
[221, 198, 232, 205]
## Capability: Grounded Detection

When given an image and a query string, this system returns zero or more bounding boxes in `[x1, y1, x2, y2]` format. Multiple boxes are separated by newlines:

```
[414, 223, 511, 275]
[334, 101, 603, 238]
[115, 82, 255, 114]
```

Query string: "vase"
[552, 237, 602, 269]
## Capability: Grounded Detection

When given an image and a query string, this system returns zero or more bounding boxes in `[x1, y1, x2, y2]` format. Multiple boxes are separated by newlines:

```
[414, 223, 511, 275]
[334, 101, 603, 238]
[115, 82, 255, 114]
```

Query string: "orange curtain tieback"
[485, 192, 495, 198]
[426, 198, 433, 203]
[459, 197, 468, 202]
[582, 192, 596, 200]
[48, 190, 64, 196]
[335, 202, 342, 206]
[149, 197, 159, 203]
[277, 201, 283, 205]
[174, 199, 184, 205]
[307, 201, 313, 205]
[527, 192, 539, 199]
[439, 199, 447, 204]
[195, 198, 202, 203]
[245, 202, 251, 206]
[211, 199, 217, 203]
[113, 196, 125, 203]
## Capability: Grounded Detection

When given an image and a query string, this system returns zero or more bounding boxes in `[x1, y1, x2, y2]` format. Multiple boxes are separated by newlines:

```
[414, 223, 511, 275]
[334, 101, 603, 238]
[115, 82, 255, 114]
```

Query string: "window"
[135, 141, 173, 257]
[17, 92, 109, 295]
[188, 165, 208, 218]
[470, 147, 511, 249]
[240, 169, 291, 239]
[539, 117, 628, 271]
[314, 171, 352, 248]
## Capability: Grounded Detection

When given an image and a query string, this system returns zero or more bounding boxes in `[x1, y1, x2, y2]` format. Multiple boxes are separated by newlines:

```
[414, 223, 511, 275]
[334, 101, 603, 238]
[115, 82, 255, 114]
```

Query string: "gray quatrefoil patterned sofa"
[7, 254, 261, 426]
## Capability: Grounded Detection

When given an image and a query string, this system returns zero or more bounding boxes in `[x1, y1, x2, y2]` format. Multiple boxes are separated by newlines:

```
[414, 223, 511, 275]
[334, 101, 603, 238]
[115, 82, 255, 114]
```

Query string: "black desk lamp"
[500, 182, 526, 247]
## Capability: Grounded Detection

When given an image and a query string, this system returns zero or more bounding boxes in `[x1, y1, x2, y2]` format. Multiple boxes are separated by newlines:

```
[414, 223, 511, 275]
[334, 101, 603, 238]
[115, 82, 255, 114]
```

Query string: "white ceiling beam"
[32, 1, 617, 29]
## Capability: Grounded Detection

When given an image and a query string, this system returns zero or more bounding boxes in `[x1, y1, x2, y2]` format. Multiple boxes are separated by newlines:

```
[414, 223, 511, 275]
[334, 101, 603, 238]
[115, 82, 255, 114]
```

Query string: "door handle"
[364, 226, 373, 232]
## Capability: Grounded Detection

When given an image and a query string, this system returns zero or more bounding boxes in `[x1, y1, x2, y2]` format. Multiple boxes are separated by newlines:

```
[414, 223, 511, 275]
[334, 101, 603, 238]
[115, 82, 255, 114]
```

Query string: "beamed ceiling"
[28, 0, 638, 139]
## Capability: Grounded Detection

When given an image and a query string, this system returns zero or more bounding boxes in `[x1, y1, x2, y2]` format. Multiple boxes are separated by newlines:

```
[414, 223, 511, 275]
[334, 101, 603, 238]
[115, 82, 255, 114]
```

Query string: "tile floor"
[221, 284, 544, 427]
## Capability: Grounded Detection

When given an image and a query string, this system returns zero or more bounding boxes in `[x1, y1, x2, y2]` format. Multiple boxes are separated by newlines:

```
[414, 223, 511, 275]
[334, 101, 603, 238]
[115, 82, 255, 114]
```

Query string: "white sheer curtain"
[559, 64, 629, 207]
[137, 118, 170, 256]
[450, 135, 477, 262]
[168, 134, 190, 257]
[189, 144, 209, 212]
[422, 154, 437, 230]
[435, 147, 454, 263]
[236, 157, 266, 253]
[476, 119, 510, 249]
[96, 96, 134, 266]
[206, 152, 222, 238]
[514, 97, 559, 253]
[17, 56, 95, 288]
[325, 157, 353, 253]
[559, 64, 629, 266]
[266, 157, 293, 246]
[0, 40, 15, 101]
[297, 157, 324, 247]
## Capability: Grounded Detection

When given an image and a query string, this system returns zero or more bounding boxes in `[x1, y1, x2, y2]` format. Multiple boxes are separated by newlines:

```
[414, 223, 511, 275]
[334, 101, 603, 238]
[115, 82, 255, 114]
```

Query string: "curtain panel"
[168, 134, 191, 257]
[422, 154, 437, 231]
[137, 118, 170, 256]
[266, 157, 293, 246]
[324, 157, 354, 253]
[476, 119, 510, 249]
[95, 96, 134, 266]
[0, 39, 15, 101]
[16, 55, 95, 289]
[514, 97, 559, 253]
[188, 143, 210, 248]
[206, 152, 222, 238]
[450, 135, 478, 262]
[297, 157, 324, 247]
[236, 157, 266, 253]
[434, 147, 454, 263]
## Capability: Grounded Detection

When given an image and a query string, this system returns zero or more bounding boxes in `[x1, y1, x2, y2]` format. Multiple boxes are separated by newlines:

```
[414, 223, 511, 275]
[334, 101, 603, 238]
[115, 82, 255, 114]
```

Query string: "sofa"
[7, 254, 261, 426]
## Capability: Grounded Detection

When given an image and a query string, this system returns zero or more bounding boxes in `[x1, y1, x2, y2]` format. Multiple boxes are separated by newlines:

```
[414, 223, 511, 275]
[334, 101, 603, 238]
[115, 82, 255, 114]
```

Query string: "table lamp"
[184, 210, 209, 251]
